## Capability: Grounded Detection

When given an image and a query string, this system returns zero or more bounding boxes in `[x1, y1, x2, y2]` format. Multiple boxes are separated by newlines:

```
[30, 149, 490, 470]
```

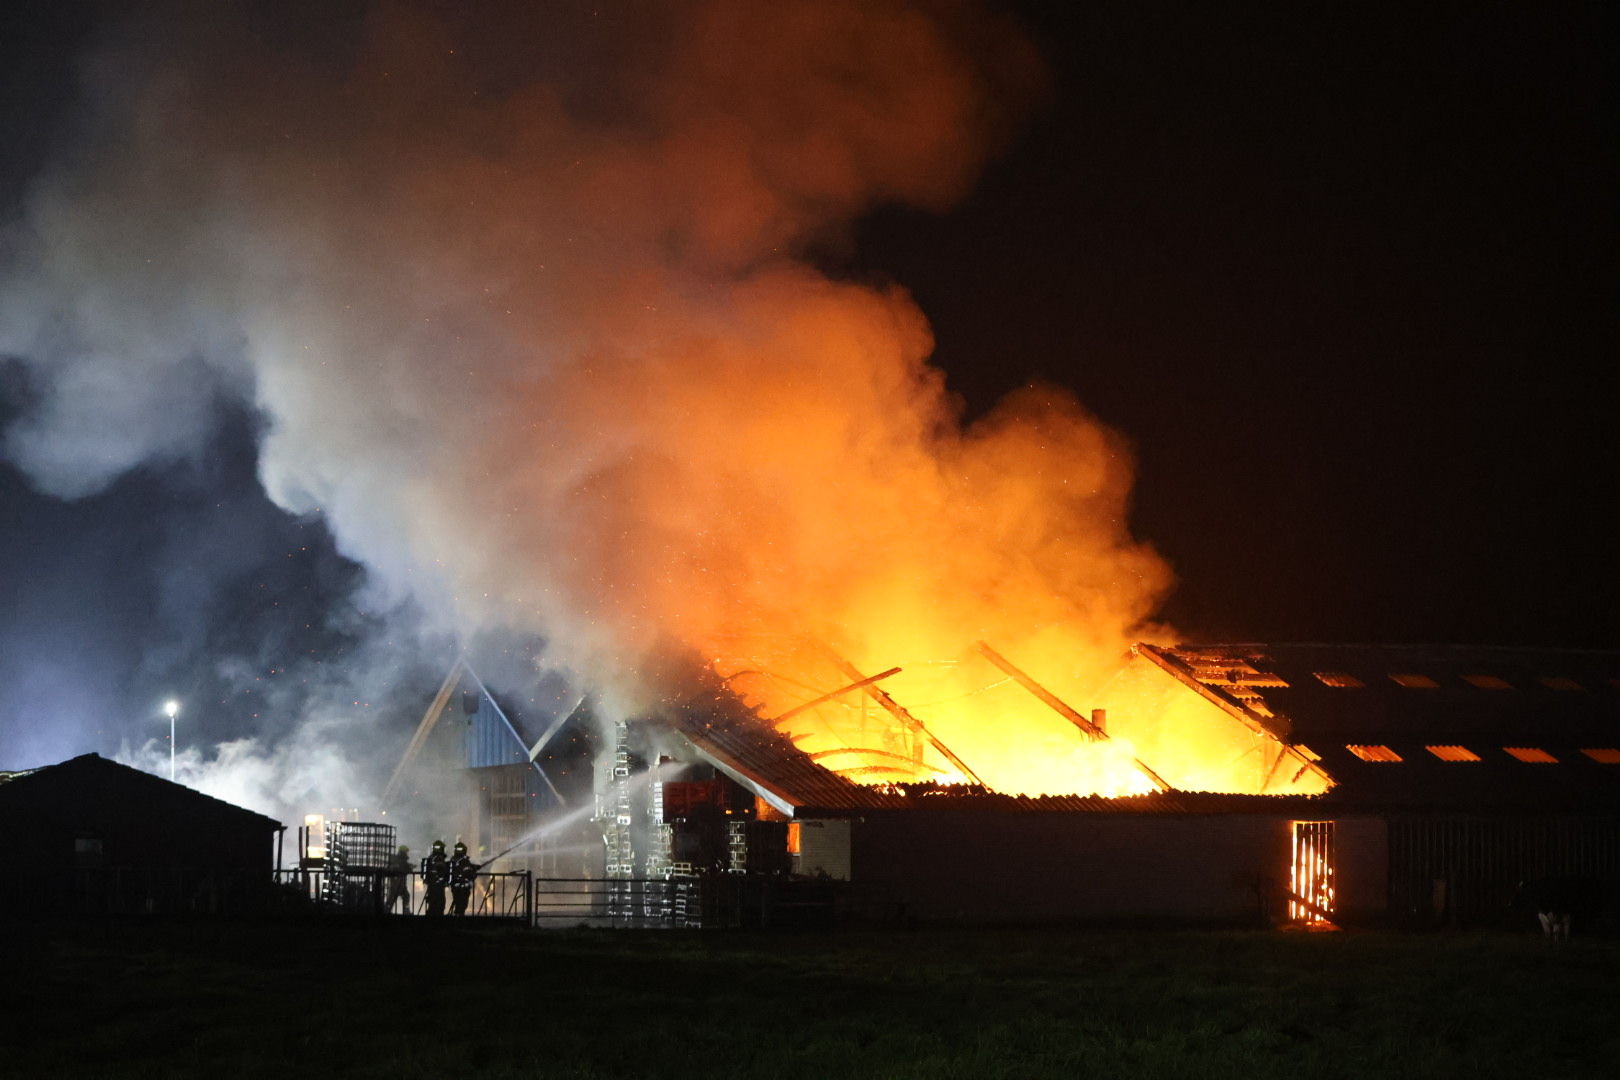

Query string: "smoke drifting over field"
[1, 0, 1171, 810]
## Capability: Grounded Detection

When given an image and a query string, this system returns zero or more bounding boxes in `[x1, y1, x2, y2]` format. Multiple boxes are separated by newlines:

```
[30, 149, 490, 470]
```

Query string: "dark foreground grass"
[3, 918, 1616, 1079]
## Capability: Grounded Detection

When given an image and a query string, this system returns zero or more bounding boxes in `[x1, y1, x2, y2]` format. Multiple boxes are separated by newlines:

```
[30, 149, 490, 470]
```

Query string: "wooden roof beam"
[379, 657, 467, 811]
[821, 648, 989, 789]
[976, 641, 1173, 794]
[767, 667, 902, 726]
[1134, 643, 1334, 792]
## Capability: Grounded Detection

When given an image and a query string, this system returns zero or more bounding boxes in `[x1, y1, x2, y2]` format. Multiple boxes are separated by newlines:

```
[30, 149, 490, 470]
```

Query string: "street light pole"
[164, 700, 179, 781]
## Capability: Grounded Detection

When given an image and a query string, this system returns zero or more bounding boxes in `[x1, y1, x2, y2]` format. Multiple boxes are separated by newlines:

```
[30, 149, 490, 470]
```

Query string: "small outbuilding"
[0, 753, 283, 914]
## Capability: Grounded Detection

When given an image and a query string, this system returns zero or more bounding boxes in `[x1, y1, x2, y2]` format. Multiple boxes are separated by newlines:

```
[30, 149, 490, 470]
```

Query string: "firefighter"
[449, 840, 480, 916]
[385, 844, 412, 914]
[421, 839, 450, 916]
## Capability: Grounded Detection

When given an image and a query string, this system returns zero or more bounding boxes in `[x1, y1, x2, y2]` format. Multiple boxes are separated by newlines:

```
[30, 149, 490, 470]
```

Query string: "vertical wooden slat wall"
[1387, 816, 1620, 927]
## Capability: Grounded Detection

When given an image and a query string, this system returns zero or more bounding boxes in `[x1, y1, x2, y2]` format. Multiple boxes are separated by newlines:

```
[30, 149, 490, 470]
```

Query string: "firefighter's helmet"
[453, 841, 468, 855]
[432, 839, 446, 852]
[399, 845, 409, 854]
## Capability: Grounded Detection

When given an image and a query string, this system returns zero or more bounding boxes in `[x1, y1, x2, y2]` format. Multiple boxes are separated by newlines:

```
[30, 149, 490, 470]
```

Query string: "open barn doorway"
[1291, 820, 1337, 925]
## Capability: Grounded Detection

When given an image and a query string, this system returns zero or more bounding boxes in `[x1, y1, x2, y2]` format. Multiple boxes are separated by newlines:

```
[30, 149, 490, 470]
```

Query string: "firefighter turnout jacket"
[450, 853, 479, 889]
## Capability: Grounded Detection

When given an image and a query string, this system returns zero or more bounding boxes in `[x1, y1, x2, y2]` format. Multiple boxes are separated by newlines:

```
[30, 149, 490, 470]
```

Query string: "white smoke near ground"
[3, 1, 1171, 807]
[112, 601, 450, 827]
[120, 734, 357, 824]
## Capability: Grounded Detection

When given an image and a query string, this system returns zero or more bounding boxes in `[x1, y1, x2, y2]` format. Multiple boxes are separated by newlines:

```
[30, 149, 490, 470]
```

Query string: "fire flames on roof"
[661, 643, 1620, 816]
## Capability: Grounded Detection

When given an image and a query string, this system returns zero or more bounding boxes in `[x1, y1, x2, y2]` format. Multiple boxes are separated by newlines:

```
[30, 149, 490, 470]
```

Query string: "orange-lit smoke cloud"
[1, 1, 1173, 792]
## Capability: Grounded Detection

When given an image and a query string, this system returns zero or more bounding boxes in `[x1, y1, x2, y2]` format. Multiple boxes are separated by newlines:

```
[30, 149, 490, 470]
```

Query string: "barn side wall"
[1387, 815, 1620, 930]
[1, 772, 277, 874]
[1334, 816, 1389, 925]
[846, 811, 1294, 925]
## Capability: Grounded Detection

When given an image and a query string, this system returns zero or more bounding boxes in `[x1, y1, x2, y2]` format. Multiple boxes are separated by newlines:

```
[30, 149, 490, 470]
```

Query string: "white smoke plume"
[3, 1, 1169, 807]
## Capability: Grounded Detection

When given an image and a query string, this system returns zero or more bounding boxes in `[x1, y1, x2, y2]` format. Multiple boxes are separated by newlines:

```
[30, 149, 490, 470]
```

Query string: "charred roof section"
[663, 677, 908, 813]
[1151, 644, 1620, 812]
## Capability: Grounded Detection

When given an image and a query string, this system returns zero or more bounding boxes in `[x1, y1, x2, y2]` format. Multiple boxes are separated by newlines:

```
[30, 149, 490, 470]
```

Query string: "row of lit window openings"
[1314, 672, 1600, 691]
[1331, 745, 1620, 764]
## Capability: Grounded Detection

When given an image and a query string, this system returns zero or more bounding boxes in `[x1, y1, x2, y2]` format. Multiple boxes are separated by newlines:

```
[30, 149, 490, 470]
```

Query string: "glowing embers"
[1289, 820, 1337, 927]
[1580, 748, 1620, 764]
[1538, 677, 1584, 691]
[1236, 672, 1289, 687]
[1503, 747, 1558, 763]
[1222, 684, 1275, 717]
[1314, 672, 1364, 688]
[1347, 744, 1402, 762]
[1389, 674, 1440, 689]
[1426, 745, 1481, 762]
[1463, 674, 1513, 690]
[1192, 660, 1288, 687]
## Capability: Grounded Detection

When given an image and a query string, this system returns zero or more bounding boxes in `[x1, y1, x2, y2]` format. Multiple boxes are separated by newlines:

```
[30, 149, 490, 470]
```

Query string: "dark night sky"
[0, 1, 1613, 768]
[854, 0, 1615, 648]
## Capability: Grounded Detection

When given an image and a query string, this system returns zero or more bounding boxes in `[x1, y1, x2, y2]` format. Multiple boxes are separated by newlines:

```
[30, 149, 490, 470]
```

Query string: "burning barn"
[594, 643, 1620, 928]
[0, 753, 282, 914]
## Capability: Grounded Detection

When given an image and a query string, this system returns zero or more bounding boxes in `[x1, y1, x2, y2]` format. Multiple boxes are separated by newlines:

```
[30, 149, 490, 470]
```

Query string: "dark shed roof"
[0, 753, 282, 832]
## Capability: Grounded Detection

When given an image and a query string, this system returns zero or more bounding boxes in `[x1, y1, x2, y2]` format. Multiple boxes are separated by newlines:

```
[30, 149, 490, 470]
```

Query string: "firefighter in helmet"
[385, 844, 412, 914]
[421, 839, 450, 916]
[449, 840, 481, 916]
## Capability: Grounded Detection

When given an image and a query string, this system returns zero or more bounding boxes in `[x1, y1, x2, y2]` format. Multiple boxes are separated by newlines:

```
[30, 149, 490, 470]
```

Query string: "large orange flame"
[472, 269, 1198, 795]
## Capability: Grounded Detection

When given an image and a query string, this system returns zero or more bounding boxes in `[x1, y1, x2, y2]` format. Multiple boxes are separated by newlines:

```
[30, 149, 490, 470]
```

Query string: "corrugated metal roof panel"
[666, 706, 909, 811]
[1160, 643, 1620, 745]
[464, 690, 531, 770]
[1154, 643, 1620, 812]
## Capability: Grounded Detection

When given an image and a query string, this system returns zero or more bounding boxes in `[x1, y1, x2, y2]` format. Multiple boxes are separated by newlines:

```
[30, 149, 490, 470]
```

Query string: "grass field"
[4, 918, 1616, 1079]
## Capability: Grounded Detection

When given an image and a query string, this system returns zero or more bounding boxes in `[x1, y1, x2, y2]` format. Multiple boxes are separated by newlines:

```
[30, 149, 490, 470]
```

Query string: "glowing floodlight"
[163, 700, 180, 780]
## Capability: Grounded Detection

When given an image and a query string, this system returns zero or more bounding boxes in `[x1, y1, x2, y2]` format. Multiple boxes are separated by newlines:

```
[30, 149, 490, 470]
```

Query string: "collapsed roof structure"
[668, 644, 1620, 813]
[627, 643, 1620, 927]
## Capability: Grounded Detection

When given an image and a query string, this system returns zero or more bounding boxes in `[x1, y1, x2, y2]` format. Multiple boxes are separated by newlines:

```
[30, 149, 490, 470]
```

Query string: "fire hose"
[480, 840, 526, 866]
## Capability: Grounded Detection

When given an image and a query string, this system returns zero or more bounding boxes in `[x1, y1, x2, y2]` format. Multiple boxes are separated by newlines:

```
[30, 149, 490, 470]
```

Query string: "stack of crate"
[726, 820, 791, 876]
[321, 821, 397, 911]
[726, 819, 749, 873]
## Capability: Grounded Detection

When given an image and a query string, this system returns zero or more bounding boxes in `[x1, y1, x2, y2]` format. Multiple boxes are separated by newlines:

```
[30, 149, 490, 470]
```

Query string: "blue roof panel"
[464, 690, 531, 770]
